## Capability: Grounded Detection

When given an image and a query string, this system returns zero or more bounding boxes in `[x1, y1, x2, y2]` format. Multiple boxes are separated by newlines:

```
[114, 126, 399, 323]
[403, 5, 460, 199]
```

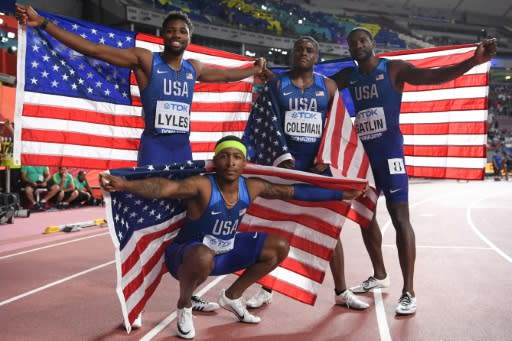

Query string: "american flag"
[313, 45, 491, 180]
[379, 45, 490, 180]
[104, 161, 368, 332]
[105, 161, 204, 333]
[14, 10, 254, 169]
[243, 86, 378, 228]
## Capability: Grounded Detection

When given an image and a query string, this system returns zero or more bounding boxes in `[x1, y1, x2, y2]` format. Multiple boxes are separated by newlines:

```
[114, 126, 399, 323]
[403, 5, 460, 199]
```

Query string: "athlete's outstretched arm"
[15, 3, 150, 69]
[192, 58, 267, 82]
[394, 38, 497, 86]
[247, 178, 367, 201]
[100, 173, 201, 200]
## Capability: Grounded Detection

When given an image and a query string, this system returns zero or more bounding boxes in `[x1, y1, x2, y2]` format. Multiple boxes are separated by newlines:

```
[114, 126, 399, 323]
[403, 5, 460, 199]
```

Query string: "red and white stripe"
[379, 44, 490, 180]
[316, 92, 378, 228]
[240, 163, 368, 305]
[15, 31, 255, 169]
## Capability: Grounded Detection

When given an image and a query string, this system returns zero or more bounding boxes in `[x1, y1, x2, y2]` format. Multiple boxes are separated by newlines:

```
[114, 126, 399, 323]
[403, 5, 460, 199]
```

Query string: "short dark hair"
[294, 36, 320, 52]
[347, 27, 374, 41]
[162, 11, 193, 33]
[215, 135, 245, 147]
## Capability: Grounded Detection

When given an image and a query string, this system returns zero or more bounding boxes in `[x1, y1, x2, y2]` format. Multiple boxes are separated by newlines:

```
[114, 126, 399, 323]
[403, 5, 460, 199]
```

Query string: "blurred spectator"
[502, 150, 510, 181]
[492, 151, 506, 181]
[0, 119, 21, 194]
[73, 170, 95, 206]
[20, 165, 51, 210]
[45, 166, 79, 208]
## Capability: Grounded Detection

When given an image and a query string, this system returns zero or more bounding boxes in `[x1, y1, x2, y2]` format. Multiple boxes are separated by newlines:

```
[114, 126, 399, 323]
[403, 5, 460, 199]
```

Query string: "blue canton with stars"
[24, 11, 134, 105]
[242, 80, 289, 165]
[109, 161, 207, 250]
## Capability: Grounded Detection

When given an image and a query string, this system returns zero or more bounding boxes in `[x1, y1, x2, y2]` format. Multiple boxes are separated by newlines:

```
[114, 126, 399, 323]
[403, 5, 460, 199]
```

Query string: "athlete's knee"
[265, 235, 290, 262]
[183, 244, 215, 274]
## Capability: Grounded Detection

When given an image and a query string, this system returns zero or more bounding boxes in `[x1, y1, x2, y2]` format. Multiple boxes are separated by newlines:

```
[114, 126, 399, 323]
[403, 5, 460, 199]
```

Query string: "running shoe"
[335, 289, 370, 309]
[218, 289, 261, 323]
[246, 287, 273, 309]
[177, 307, 195, 339]
[395, 292, 416, 315]
[350, 275, 390, 293]
[191, 295, 220, 312]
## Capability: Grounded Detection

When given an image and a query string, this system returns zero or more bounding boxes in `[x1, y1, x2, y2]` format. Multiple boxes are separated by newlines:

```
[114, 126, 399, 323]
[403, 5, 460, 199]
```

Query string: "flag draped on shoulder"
[14, 11, 255, 169]
[104, 161, 368, 332]
[105, 161, 206, 333]
[243, 84, 378, 228]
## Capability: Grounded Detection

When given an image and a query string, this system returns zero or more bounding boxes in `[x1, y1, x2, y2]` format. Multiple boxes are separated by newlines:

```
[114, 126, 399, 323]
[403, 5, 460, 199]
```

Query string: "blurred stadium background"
[1, 0, 511, 176]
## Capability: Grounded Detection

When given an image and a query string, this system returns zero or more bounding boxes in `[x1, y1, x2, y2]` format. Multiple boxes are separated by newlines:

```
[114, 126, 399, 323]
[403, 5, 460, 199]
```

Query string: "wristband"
[293, 184, 343, 201]
[40, 17, 49, 30]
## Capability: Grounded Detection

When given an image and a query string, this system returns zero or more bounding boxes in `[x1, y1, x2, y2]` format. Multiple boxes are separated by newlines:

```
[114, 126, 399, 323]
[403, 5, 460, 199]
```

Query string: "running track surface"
[1, 179, 511, 340]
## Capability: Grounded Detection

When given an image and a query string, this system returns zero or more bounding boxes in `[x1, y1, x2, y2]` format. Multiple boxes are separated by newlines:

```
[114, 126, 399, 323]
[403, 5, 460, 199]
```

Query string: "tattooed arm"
[246, 178, 294, 202]
[246, 177, 366, 202]
[100, 173, 202, 200]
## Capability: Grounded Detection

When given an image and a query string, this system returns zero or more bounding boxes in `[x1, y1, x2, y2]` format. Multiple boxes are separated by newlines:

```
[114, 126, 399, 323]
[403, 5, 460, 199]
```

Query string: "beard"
[165, 45, 186, 56]
[352, 49, 373, 62]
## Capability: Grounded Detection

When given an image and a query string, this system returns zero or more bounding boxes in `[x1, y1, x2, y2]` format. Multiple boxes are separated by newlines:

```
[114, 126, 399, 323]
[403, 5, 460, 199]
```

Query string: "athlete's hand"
[15, 4, 44, 27]
[100, 173, 125, 192]
[473, 38, 497, 64]
[254, 57, 266, 73]
[310, 163, 329, 174]
[343, 183, 369, 200]
[277, 159, 295, 169]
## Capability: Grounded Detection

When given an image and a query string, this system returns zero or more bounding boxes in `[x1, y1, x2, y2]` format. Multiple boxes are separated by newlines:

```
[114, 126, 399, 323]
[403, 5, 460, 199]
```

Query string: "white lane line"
[383, 244, 492, 250]
[0, 260, 115, 307]
[467, 197, 512, 264]
[375, 196, 434, 341]
[374, 288, 391, 341]
[140, 275, 227, 341]
[0, 232, 109, 260]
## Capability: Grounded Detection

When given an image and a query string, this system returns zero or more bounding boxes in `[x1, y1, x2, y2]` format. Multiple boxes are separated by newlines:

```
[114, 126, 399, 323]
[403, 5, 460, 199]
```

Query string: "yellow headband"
[214, 140, 247, 157]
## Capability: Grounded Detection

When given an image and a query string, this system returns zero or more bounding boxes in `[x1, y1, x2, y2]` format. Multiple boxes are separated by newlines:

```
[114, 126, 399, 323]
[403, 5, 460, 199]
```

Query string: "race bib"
[203, 234, 235, 255]
[154, 100, 190, 134]
[354, 107, 387, 141]
[388, 158, 406, 174]
[284, 110, 323, 139]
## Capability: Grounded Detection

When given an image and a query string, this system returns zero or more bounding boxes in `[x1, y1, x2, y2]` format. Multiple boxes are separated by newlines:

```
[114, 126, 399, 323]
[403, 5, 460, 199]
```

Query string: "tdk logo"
[292, 111, 317, 119]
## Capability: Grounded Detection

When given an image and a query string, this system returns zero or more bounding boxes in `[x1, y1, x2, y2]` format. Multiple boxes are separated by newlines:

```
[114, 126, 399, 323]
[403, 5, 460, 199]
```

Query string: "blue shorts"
[370, 156, 409, 202]
[137, 131, 192, 166]
[165, 232, 268, 279]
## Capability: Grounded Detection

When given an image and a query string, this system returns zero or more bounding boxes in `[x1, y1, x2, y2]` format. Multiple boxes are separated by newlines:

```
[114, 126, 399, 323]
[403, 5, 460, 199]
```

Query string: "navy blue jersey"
[175, 175, 251, 254]
[137, 53, 196, 166]
[272, 72, 329, 171]
[347, 58, 409, 201]
[347, 58, 403, 161]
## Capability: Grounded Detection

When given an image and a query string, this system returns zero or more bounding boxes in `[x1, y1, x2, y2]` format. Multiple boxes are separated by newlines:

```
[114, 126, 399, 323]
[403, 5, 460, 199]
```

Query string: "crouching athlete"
[101, 135, 367, 339]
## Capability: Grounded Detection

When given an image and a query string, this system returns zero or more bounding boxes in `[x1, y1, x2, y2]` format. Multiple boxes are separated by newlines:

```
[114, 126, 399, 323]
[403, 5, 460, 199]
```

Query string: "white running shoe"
[335, 289, 370, 310]
[177, 307, 195, 339]
[246, 287, 273, 309]
[218, 289, 261, 323]
[191, 295, 220, 312]
[350, 275, 390, 293]
[395, 292, 416, 315]
[131, 313, 142, 329]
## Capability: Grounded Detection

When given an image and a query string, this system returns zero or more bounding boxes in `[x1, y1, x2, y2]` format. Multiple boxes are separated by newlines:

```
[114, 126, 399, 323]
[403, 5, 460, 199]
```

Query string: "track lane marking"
[0, 232, 109, 260]
[140, 275, 227, 340]
[467, 196, 512, 264]
[0, 260, 115, 307]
